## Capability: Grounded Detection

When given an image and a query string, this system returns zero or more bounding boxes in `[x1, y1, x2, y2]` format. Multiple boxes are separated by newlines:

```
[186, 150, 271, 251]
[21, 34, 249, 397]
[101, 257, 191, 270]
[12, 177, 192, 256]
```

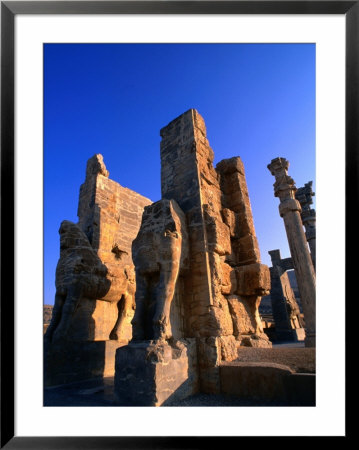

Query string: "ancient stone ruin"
[267, 158, 316, 348]
[44, 154, 152, 384]
[45, 109, 272, 404]
[115, 110, 272, 404]
[260, 178, 315, 343]
[295, 181, 316, 269]
[268, 249, 305, 342]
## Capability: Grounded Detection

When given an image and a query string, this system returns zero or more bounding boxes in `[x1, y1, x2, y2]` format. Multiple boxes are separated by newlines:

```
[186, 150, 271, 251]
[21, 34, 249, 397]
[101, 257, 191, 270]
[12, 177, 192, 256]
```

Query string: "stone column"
[295, 181, 316, 269]
[267, 158, 316, 347]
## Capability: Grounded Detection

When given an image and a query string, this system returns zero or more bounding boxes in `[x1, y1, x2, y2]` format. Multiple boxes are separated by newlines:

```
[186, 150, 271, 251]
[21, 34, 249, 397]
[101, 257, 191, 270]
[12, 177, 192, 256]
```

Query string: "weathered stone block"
[216, 156, 245, 176]
[204, 214, 231, 256]
[196, 336, 221, 394]
[218, 335, 241, 362]
[223, 182, 249, 204]
[238, 233, 259, 253]
[221, 208, 237, 237]
[227, 295, 257, 335]
[235, 263, 271, 296]
[219, 261, 237, 295]
[240, 333, 272, 348]
[233, 234, 260, 265]
[220, 362, 315, 405]
[219, 362, 293, 401]
[188, 299, 233, 338]
[210, 296, 234, 336]
[114, 339, 198, 406]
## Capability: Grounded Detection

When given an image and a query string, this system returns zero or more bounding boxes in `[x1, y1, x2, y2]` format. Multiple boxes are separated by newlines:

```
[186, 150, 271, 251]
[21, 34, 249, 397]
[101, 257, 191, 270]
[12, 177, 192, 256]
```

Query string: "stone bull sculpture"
[131, 199, 189, 341]
[45, 220, 135, 343]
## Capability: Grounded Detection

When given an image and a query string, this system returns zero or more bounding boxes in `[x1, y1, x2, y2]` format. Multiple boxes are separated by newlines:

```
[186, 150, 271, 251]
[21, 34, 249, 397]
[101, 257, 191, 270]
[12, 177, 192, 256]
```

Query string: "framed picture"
[1, 1, 352, 447]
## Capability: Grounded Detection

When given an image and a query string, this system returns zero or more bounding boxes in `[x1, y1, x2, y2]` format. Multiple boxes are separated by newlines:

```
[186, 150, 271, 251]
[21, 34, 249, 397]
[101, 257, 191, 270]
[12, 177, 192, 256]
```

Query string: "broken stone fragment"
[240, 333, 272, 348]
[204, 209, 231, 256]
[218, 335, 240, 362]
[221, 208, 237, 236]
[86, 154, 109, 178]
[227, 295, 257, 335]
[216, 156, 245, 176]
[219, 260, 237, 295]
[235, 263, 271, 297]
[210, 294, 234, 336]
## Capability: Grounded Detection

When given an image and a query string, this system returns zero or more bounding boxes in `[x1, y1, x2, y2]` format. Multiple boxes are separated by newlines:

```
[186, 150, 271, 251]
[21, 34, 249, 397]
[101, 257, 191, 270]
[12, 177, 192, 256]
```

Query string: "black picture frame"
[1, 1, 352, 447]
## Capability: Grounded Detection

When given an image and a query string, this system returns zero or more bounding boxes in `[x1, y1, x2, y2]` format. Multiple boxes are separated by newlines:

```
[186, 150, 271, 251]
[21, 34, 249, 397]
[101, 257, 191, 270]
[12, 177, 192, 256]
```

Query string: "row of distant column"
[268, 158, 316, 348]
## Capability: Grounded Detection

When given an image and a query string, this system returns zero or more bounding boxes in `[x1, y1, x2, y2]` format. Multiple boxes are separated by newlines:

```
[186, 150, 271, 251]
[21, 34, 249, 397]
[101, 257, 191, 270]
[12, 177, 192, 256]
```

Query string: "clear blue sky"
[44, 43, 315, 306]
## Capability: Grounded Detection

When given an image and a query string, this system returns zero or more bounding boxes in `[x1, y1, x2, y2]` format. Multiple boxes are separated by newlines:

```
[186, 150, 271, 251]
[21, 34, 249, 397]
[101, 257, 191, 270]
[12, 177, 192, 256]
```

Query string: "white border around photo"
[15, 14, 345, 436]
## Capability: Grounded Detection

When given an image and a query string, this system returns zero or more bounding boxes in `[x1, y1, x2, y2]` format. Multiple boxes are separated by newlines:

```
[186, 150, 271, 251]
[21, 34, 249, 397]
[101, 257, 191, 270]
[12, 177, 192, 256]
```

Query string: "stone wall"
[70, 154, 152, 341]
[78, 154, 152, 266]
[160, 110, 270, 344]
[161, 110, 214, 337]
[159, 110, 271, 393]
[45, 155, 152, 385]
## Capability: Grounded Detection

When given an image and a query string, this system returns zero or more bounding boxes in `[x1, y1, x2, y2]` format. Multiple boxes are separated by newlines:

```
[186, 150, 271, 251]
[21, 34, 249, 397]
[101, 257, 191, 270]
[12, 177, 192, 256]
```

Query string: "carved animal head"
[85, 154, 109, 178]
[132, 199, 189, 273]
[59, 220, 94, 252]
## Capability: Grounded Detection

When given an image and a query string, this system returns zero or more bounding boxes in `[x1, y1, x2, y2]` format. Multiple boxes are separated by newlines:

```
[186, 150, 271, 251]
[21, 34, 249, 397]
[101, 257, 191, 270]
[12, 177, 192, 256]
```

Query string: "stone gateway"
[45, 110, 314, 405]
[115, 110, 272, 404]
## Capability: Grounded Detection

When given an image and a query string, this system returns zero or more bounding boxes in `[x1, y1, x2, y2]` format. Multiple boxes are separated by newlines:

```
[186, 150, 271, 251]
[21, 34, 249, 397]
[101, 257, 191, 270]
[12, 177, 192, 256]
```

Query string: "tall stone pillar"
[267, 158, 316, 347]
[295, 181, 316, 269]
